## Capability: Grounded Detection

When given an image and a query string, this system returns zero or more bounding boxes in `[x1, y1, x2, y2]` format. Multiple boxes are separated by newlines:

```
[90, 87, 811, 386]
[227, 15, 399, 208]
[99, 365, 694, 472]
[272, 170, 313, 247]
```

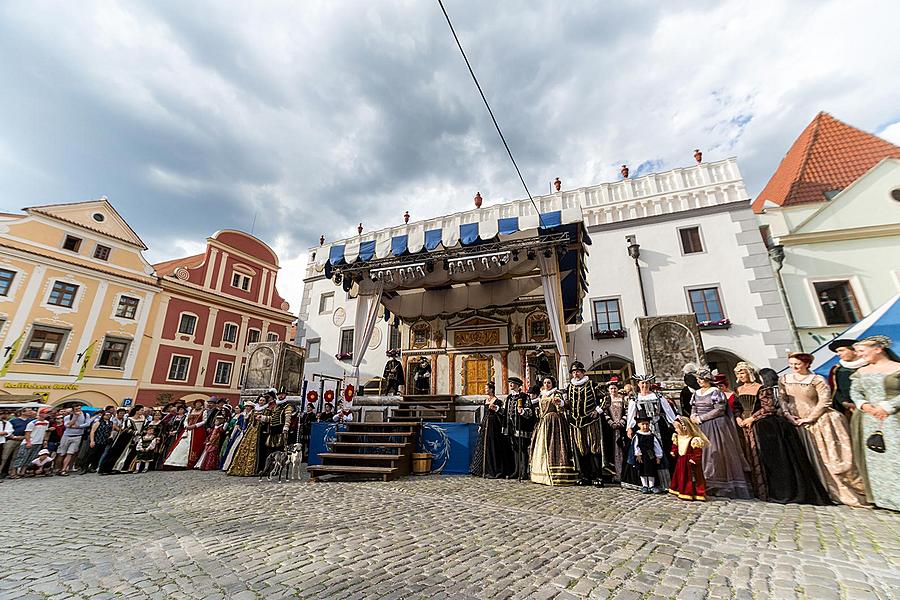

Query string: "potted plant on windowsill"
[592, 328, 627, 339]
[698, 318, 731, 330]
[335, 352, 353, 361]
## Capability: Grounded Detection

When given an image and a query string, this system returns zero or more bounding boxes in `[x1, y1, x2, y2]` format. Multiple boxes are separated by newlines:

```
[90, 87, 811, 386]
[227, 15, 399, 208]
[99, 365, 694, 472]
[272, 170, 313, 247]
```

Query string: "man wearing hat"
[827, 338, 865, 415]
[565, 361, 607, 486]
[382, 353, 405, 396]
[503, 376, 535, 480]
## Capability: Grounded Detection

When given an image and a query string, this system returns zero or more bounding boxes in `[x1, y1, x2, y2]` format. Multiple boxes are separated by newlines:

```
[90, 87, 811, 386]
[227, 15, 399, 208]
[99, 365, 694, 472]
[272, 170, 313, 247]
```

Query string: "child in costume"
[669, 417, 709, 501]
[198, 415, 227, 471]
[133, 426, 159, 473]
[632, 413, 663, 493]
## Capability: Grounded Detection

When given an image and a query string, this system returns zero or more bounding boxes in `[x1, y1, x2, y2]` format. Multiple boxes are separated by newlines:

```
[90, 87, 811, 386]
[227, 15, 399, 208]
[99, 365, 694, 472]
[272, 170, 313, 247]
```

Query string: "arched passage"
[705, 347, 746, 388]
[587, 353, 635, 385]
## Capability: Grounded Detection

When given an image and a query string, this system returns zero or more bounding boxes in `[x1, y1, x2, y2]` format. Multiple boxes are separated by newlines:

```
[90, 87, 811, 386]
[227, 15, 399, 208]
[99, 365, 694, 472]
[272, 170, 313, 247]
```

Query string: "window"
[593, 298, 622, 331]
[93, 244, 112, 261]
[689, 287, 725, 322]
[267, 332, 279, 342]
[97, 337, 130, 368]
[178, 313, 197, 335]
[388, 325, 401, 351]
[22, 327, 67, 363]
[115, 296, 139, 319]
[231, 272, 251, 291]
[222, 323, 239, 343]
[307, 339, 321, 362]
[0, 268, 15, 296]
[47, 281, 78, 308]
[247, 328, 261, 344]
[678, 226, 704, 254]
[814, 281, 861, 325]
[339, 329, 354, 355]
[168, 355, 191, 381]
[62, 235, 82, 252]
[214, 361, 233, 385]
[92, 212, 105, 222]
[319, 292, 334, 314]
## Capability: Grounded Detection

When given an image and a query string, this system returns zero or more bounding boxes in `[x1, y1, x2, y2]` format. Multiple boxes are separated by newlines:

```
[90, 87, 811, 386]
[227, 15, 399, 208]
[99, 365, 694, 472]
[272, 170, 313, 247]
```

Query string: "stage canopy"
[314, 194, 591, 383]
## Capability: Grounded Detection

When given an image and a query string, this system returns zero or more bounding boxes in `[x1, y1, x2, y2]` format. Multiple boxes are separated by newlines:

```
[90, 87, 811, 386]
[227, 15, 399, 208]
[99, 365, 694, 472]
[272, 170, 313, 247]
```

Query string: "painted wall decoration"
[454, 328, 500, 348]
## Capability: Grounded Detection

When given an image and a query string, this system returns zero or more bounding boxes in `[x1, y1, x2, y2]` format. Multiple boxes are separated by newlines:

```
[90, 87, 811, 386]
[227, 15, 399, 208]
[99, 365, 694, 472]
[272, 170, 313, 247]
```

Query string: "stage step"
[307, 464, 399, 482]
[336, 431, 416, 438]
[320, 452, 403, 461]
[331, 441, 409, 449]
[311, 420, 421, 481]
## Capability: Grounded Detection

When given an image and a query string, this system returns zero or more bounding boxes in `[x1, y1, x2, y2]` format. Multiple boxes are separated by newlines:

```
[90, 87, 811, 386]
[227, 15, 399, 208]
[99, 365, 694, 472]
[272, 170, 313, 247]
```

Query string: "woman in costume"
[669, 416, 708, 501]
[624, 375, 676, 492]
[602, 382, 628, 483]
[691, 369, 751, 499]
[163, 399, 208, 470]
[227, 396, 267, 477]
[99, 406, 146, 474]
[471, 382, 513, 478]
[221, 403, 254, 470]
[155, 404, 183, 470]
[530, 376, 578, 486]
[779, 353, 868, 507]
[732, 363, 769, 499]
[197, 415, 227, 471]
[734, 363, 831, 506]
[850, 336, 900, 511]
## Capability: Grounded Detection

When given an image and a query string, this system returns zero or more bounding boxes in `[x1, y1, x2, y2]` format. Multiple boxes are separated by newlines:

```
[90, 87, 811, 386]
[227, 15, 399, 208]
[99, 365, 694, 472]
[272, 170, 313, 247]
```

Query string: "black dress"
[470, 397, 513, 478]
[752, 386, 831, 506]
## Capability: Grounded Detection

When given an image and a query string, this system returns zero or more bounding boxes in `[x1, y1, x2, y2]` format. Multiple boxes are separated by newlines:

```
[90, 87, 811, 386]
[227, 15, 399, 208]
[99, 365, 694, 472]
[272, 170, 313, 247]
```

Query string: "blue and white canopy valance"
[314, 195, 585, 271]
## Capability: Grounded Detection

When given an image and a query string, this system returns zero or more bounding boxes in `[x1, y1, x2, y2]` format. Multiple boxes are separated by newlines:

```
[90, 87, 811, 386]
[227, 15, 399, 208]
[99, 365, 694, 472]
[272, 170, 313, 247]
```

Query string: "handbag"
[866, 431, 886, 453]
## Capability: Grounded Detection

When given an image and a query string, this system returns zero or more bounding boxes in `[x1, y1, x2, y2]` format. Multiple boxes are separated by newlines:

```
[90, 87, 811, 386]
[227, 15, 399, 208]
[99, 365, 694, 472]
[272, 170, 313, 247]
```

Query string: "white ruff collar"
[570, 375, 590, 386]
[540, 388, 558, 397]
[840, 358, 867, 369]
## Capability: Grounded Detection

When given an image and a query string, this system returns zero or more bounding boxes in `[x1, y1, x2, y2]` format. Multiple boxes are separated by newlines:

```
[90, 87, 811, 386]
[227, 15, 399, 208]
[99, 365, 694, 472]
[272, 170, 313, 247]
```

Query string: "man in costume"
[827, 338, 864, 415]
[300, 402, 318, 461]
[565, 361, 607, 487]
[503, 376, 535, 480]
[382, 354, 405, 396]
[413, 357, 431, 395]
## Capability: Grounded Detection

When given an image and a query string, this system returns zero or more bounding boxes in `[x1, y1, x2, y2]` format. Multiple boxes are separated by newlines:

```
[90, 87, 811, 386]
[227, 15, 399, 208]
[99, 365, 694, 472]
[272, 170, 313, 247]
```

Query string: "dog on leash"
[284, 443, 304, 481]
[259, 451, 288, 483]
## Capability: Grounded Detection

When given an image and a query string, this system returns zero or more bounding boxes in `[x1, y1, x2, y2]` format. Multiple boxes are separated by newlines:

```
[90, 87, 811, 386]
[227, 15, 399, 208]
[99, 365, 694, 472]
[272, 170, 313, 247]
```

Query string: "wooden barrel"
[412, 452, 432, 475]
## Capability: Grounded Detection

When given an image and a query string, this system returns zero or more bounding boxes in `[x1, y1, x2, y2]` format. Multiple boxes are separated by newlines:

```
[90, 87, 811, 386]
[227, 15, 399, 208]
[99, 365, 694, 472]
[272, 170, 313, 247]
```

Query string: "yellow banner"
[0, 333, 24, 378]
[76, 340, 97, 382]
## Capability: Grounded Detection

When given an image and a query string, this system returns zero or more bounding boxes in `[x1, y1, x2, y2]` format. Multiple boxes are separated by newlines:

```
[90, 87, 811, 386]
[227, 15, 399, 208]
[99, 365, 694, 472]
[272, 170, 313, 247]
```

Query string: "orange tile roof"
[752, 112, 900, 213]
[152, 253, 205, 276]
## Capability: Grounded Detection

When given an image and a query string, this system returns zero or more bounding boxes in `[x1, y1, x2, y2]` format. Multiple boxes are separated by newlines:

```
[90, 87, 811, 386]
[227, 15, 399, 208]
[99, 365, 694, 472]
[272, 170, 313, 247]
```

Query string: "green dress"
[850, 369, 900, 512]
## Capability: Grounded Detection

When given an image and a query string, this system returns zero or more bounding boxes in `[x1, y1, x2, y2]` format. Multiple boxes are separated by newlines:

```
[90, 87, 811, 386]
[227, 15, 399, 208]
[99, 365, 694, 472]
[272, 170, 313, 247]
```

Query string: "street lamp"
[626, 235, 648, 316]
[768, 244, 802, 352]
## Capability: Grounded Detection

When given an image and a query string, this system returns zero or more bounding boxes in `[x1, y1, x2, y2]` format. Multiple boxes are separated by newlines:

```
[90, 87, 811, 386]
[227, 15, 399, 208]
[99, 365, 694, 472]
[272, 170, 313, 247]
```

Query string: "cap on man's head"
[828, 338, 857, 352]
[508, 376, 523, 386]
[38, 449, 50, 456]
[569, 361, 586, 372]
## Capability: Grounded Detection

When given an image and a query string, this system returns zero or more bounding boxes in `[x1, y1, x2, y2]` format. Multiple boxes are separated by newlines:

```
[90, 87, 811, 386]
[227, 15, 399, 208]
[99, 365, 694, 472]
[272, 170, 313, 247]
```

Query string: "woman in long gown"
[197, 416, 226, 471]
[624, 376, 676, 492]
[471, 383, 513, 478]
[227, 397, 267, 477]
[691, 369, 751, 499]
[163, 400, 207, 469]
[220, 404, 254, 470]
[530, 376, 578, 486]
[747, 368, 831, 505]
[732, 363, 769, 499]
[156, 405, 185, 470]
[850, 336, 900, 511]
[779, 353, 868, 508]
[99, 406, 146, 475]
[602, 383, 628, 483]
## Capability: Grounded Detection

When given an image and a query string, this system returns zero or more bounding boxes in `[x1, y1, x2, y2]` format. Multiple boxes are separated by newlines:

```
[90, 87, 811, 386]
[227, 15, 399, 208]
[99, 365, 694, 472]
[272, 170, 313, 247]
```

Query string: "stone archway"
[587, 353, 635, 385]
[705, 348, 745, 388]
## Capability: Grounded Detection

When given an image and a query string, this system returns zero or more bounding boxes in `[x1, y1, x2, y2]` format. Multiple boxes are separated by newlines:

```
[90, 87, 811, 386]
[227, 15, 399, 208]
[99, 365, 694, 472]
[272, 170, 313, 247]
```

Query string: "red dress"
[199, 425, 225, 471]
[669, 434, 707, 501]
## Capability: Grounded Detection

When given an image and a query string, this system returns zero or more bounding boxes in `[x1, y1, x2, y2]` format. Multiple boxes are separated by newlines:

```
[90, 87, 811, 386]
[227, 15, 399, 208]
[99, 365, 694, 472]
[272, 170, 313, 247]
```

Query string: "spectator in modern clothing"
[1, 409, 34, 478]
[57, 406, 90, 475]
[24, 449, 54, 476]
[83, 411, 115, 473]
[0, 410, 15, 474]
[47, 415, 64, 456]
[11, 409, 51, 478]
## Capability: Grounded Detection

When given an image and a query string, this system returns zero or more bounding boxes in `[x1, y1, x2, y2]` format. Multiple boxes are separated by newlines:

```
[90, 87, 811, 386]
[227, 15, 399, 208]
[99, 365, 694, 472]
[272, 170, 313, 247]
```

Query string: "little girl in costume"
[133, 426, 159, 473]
[669, 417, 709, 501]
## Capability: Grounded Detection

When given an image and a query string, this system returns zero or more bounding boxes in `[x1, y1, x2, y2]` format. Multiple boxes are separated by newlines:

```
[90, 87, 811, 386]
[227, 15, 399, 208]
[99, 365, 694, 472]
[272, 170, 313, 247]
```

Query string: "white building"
[298, 157, 790, 394]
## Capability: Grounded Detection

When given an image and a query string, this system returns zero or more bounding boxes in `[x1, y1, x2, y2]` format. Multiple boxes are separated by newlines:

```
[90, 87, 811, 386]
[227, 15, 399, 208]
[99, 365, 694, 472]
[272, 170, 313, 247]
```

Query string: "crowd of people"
[470, 335, 899, 511]
[0, 389, 348, 481]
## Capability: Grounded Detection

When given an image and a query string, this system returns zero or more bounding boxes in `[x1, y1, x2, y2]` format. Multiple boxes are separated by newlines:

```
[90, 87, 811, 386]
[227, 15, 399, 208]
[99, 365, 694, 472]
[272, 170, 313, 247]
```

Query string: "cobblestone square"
[1, 472, 898, 599]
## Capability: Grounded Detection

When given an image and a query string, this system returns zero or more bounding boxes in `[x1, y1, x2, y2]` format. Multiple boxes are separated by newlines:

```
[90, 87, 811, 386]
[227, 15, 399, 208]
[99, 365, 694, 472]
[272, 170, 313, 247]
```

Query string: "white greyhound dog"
[284, 443, 304, 481]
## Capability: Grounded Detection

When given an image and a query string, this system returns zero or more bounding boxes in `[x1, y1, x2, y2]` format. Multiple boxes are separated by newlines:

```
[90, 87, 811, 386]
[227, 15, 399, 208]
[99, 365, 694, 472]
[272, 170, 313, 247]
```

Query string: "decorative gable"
[446, 314, 508, 330]
[25, 197, 147, 249]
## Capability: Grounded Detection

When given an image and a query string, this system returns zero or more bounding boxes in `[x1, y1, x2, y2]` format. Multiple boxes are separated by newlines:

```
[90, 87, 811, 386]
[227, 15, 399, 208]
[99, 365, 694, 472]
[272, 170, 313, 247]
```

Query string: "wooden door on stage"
[464, 357, 491, 395]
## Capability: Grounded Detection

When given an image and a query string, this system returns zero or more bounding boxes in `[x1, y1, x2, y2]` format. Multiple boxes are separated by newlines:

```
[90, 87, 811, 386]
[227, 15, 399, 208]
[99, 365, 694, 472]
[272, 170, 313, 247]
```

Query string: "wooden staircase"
[307, 421, 419, 482]
[389, 394, 457, 423]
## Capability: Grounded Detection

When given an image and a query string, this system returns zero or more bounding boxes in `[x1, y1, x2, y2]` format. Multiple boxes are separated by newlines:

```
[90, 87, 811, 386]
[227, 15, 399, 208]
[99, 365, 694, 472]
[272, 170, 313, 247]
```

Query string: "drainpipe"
[627, 236, 648, 317]
[768, 244, 803, 352]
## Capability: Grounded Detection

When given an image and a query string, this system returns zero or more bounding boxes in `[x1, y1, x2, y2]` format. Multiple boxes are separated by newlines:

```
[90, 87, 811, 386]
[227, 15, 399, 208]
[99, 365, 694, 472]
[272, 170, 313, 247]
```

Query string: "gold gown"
[530, 392, 578, 486]
[226, 419, 261, 477]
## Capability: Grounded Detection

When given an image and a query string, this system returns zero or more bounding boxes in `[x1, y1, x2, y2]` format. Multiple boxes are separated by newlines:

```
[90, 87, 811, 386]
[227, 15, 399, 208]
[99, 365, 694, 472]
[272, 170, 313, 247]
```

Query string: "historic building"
[755, 112, 900, 350]
[298, 156, 791, 397]
[0, 198, 159, 406]
[135, 230, 295, 406]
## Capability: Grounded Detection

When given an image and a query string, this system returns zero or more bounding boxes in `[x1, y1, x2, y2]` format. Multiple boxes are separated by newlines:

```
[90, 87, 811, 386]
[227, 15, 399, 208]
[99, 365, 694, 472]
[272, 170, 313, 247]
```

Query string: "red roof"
[153, 253, 205, 277]
[752, 112, 900, 213]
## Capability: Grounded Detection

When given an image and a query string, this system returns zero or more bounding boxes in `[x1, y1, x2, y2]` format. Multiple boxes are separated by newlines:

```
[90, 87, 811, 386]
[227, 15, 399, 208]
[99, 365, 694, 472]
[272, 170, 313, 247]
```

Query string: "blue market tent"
[811, 293, 900, 376]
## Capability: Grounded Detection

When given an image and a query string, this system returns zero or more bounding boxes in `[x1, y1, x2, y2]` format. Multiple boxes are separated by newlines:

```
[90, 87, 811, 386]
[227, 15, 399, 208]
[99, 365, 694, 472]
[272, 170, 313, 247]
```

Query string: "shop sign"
[3, 382, 80, 391]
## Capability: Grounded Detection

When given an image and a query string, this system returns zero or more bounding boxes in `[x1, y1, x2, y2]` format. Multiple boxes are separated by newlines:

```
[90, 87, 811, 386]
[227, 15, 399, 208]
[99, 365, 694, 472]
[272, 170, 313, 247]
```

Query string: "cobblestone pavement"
[1, 471, 898, 600]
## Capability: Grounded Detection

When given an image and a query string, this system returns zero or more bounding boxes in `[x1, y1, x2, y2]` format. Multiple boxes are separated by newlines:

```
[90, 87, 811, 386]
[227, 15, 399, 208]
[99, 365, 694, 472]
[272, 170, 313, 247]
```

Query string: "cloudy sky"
[1, 0, 898, 311]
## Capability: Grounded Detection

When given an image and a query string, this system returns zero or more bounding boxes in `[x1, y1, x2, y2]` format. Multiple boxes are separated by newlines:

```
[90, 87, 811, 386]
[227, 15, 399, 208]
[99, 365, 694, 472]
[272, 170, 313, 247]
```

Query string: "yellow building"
[0, 198, 159, 407]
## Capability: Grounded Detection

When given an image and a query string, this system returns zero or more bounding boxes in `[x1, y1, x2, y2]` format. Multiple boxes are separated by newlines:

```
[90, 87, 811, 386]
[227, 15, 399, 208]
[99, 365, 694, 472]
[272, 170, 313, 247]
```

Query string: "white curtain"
[351, 280, 385, 385]
[537, 253, 570, 385]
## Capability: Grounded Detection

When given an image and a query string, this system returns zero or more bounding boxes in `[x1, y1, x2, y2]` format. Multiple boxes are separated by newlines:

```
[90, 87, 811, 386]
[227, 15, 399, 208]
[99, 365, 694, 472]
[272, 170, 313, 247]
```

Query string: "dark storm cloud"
[0, 0, 898, 308]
